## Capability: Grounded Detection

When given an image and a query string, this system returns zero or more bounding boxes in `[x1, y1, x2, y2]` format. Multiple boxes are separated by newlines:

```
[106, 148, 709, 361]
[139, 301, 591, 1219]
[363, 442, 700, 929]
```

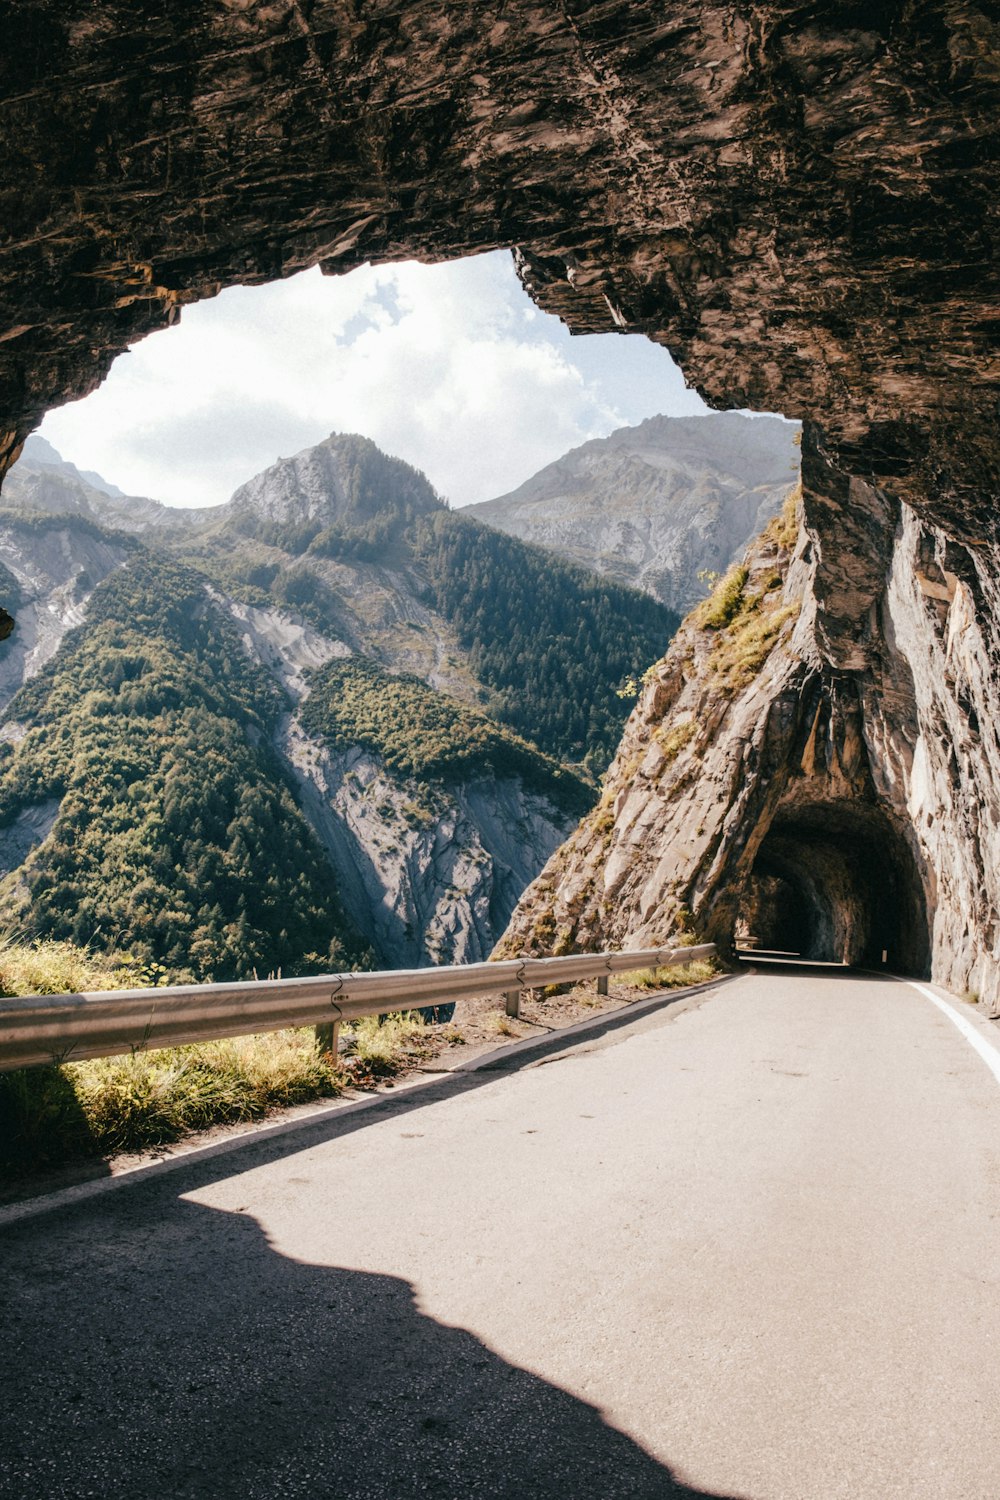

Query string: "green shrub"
[347, 1012, 430, 1073]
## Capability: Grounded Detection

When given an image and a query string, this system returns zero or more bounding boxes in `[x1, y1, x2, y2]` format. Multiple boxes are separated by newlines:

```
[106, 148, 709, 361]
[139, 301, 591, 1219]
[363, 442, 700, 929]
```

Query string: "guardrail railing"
[0, 944, 716, 1072]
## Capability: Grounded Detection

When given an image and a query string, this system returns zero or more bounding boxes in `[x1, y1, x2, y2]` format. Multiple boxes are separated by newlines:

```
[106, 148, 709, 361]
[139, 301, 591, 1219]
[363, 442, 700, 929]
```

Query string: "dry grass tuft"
[708, 601, 801, 694]
[1, 1024, 345, 1173]
[0, 935, 152, 998]
[619, 958, 720, 991]
[484, 1010, 521, 1038]
[656, 719, 698, 764]
[761, 483, 801, 551]
[692, 565, 749, 630]
[345, 1012, 432, 1076]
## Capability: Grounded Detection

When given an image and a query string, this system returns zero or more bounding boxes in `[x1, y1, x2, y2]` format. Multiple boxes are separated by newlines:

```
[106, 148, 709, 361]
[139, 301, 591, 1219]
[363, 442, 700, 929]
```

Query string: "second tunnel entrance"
[736, 799, 930, 975]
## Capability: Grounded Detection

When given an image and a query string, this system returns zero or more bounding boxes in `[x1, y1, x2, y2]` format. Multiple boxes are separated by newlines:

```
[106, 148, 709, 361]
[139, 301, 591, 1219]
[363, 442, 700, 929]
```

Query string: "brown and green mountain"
[0, 433, 678, 976]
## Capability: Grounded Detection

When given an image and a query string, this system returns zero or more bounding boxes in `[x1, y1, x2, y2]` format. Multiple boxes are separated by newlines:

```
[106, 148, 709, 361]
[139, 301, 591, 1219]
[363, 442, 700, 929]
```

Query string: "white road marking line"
[908, 981, 1000, 1088]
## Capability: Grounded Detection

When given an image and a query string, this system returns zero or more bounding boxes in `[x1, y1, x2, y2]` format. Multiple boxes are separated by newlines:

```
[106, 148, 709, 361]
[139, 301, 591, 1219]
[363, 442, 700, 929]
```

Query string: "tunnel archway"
[737, 800, 930, 975]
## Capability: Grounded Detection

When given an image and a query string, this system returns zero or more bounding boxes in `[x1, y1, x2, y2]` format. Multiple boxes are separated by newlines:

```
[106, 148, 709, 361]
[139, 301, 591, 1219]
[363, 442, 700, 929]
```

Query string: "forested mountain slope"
[0, 557, 370, 979]
[0, 433, 678, 972]
[468, 412, 800, 613]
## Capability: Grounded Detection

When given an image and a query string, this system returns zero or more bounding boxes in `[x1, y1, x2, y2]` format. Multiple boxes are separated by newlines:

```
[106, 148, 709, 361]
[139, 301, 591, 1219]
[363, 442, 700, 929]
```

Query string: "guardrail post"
[315, 1020, 340, 1058]
[504, 989, 521, 1019]
[316, 988, 344, 1060]
[596, 975, 608, 997]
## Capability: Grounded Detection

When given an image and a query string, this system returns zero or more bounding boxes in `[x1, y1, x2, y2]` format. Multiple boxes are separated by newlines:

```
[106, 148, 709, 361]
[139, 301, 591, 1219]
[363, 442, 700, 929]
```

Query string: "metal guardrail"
[0, 944, 716, 1071]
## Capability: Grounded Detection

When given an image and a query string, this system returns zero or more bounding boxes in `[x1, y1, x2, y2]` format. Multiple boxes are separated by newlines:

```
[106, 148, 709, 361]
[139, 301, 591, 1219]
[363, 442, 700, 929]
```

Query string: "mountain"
[164, 433, 680, 772]
[18, 435, 128, 498]
[466, 412, 801, 613]
[6, 436, 185, 532]
[0, 555, 372, 980]
[0, 433, 677, 974]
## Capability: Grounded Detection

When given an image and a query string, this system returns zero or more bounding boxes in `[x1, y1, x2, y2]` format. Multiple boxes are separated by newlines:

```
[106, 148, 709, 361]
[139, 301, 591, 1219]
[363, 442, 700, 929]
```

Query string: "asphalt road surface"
[3, 968, 1000, 1500]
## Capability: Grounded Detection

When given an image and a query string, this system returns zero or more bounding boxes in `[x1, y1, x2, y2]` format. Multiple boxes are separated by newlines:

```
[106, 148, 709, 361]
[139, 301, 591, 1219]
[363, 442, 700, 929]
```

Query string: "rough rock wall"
[280, 734, 573, 967]
[501, 430, 1000, 1015]
[224, 598, 578, 967]
[2, 2, 998, 540]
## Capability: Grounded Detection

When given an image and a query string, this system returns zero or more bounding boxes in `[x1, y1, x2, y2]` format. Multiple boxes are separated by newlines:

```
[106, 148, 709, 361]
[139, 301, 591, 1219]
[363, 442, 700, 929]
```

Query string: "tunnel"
[736, 799, 930, 975]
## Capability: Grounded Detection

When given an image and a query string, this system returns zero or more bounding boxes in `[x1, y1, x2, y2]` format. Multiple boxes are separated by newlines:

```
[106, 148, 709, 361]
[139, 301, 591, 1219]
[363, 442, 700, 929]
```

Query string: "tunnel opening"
[736, 800, 930, 975]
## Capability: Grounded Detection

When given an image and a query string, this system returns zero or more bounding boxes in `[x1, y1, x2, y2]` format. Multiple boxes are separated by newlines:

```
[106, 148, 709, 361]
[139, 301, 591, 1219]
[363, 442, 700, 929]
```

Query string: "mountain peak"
[21, 435, 126, 498]
[226, 431, 445, 531]
[5, 437, 173, 532]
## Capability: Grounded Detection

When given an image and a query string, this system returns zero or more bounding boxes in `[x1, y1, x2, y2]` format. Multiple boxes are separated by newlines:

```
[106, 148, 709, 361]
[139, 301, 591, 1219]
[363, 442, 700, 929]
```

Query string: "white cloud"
[38, 251, 705, 509]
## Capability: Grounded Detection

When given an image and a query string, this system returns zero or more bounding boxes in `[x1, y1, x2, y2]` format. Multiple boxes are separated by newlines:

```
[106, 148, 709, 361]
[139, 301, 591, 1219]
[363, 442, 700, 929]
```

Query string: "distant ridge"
[7, 437, 185, 532]
[467, 411, 800, 612]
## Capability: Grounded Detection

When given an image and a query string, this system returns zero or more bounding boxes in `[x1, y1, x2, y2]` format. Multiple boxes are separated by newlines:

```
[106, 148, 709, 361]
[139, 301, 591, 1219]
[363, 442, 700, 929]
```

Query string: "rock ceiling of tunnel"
[1, 2, 998, 535]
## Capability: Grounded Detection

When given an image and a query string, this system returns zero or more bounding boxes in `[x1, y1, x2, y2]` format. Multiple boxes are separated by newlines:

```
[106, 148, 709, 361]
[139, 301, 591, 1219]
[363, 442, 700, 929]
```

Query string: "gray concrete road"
[3, 969, 1000, 1499]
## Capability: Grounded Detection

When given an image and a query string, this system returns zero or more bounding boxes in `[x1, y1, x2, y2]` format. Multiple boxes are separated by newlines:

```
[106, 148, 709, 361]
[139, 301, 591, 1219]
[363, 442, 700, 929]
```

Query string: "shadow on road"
[1, 1186, 747, 1500]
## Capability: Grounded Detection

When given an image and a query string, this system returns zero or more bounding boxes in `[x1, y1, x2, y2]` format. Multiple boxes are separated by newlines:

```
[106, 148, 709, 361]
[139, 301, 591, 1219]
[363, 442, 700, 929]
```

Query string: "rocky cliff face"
[0, 516, 136, 709]
[1, 4, 996, 541]
[221, 597, 577, 969]
[277, 732, 571, 969]
[468, 412, 800, 611]
[502, 431, 1000, 1016]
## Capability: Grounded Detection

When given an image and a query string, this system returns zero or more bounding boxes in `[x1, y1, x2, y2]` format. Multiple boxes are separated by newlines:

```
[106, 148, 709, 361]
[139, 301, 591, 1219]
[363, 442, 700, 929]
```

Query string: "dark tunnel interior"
[736, 800, 930, 975]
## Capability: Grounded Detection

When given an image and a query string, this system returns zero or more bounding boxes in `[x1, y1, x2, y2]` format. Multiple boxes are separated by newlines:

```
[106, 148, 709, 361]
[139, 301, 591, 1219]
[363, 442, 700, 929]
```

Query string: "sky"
[38, 250, 707, 510]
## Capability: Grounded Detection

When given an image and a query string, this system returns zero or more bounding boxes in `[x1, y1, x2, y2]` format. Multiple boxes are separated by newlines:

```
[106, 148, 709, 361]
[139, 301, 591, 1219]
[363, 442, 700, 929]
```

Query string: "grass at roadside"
[0, 1028, 347, 1175]
[619, 957, 720, 990]
[347, 1012, 435, 1074]
[0, 1015, 452, 1176]
[0, 937, 452, 1177]
[0, 935, 154, 997]
[0, 938, 722, 1181]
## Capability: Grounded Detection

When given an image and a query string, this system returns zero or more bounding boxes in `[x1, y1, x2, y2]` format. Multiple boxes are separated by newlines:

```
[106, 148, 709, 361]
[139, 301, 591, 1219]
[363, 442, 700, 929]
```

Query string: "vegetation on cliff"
[299, 657, 593, 818]
[411, 510, 678, 770]
[497, 481, 804, 959]
[697, 486, 801, 692]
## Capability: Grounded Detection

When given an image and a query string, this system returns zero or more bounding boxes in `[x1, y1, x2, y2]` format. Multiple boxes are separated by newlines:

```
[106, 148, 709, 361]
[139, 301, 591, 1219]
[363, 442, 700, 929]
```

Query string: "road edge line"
[907, 980, 1000, 1088]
